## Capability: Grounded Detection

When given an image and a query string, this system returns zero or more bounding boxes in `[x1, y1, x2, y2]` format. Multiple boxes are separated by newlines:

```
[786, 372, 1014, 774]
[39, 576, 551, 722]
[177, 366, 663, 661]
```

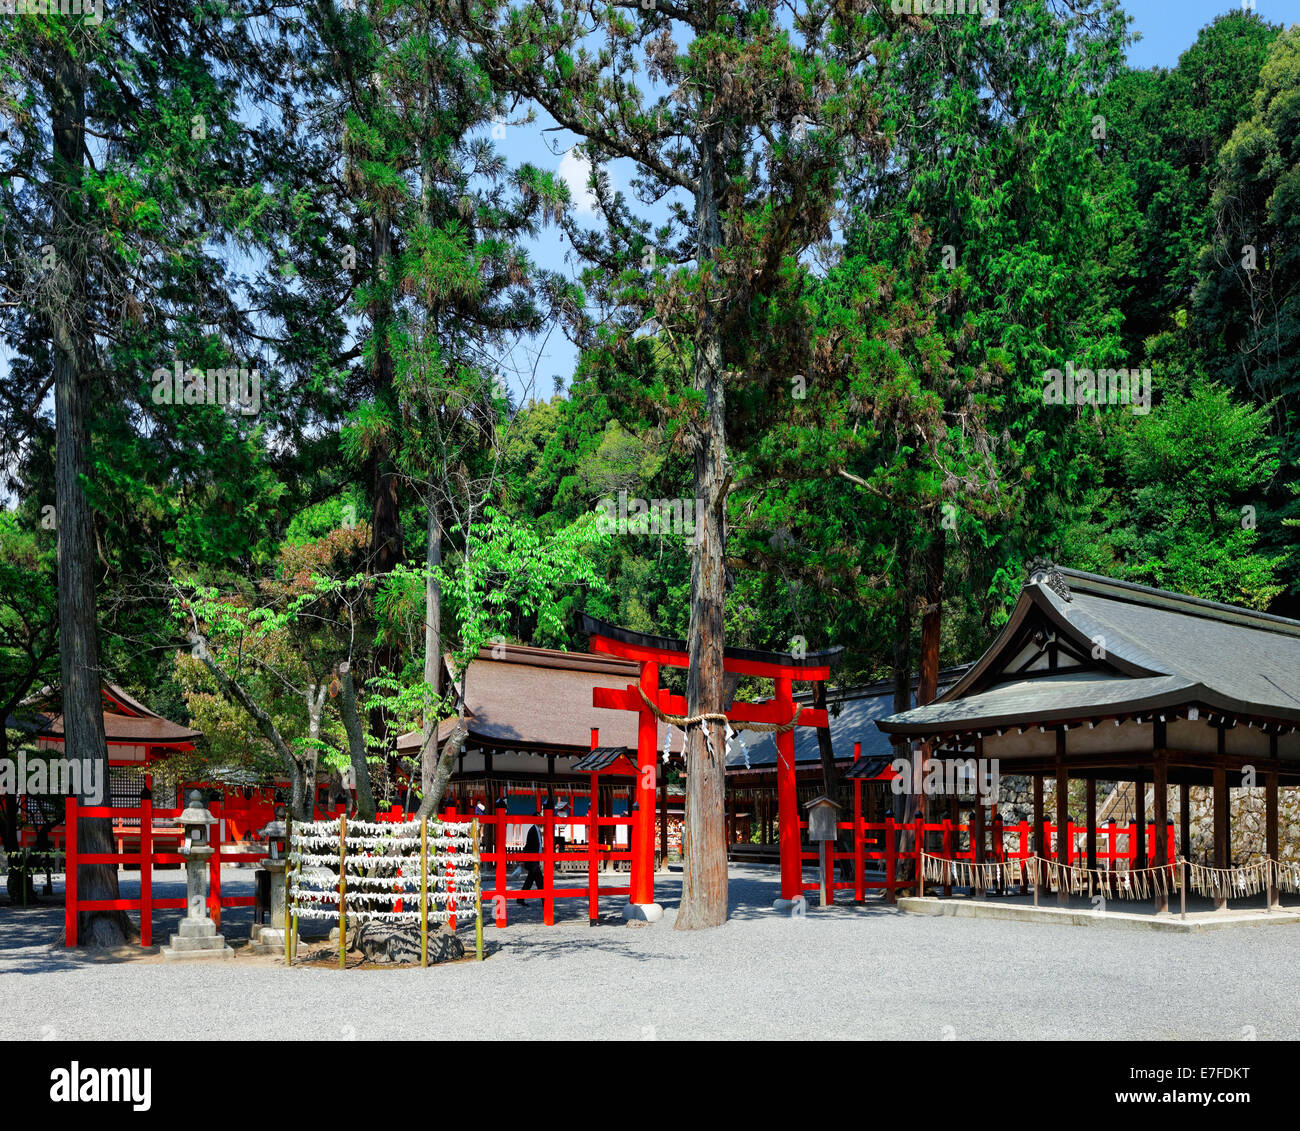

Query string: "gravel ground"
[2, 864, 1299, 1041]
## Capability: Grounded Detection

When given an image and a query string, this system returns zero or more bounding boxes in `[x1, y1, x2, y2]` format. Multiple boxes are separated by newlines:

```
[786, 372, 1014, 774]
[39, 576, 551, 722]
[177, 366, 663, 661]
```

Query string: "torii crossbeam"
[581, 615, 841, 914]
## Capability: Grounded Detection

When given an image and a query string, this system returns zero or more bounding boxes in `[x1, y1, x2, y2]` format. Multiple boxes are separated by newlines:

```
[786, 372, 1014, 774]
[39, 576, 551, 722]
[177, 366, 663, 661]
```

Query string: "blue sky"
[506, 0, 1300, 403]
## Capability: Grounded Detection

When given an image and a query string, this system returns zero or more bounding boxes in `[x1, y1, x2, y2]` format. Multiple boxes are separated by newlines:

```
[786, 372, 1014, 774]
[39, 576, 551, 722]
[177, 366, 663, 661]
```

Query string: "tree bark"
[915, 526, 945, 828]
[418, 488, 445, 805]
[51, 47, 129, 945]
[338, 663, 376, 820]
[415, 721, 467, 820]
[365, 211, 404, 760]
[304, 681, 328, 816]
[677, 124, 729, 931]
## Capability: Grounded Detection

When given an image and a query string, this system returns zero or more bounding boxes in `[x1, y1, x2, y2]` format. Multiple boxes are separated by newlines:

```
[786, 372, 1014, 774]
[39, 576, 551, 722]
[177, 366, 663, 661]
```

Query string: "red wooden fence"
[63, 797, 267, 947]
[437, 804, 634, 926]
[794, 800, 1179, 903]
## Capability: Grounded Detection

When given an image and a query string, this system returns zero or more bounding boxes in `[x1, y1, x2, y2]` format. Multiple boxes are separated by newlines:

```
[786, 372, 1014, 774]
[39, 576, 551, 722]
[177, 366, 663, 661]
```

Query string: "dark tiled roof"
[728, 668, 969, 771]
[878, 568, 1300, 737]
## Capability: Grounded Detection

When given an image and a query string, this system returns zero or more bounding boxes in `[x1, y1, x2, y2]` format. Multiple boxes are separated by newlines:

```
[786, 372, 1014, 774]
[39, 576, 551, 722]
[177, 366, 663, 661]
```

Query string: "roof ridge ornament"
[1027, 559, 1072, 601]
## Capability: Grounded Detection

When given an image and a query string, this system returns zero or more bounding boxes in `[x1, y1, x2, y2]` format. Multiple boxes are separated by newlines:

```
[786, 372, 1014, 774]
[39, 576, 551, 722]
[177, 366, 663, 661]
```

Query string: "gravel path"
[3, 864, 1298, 1040]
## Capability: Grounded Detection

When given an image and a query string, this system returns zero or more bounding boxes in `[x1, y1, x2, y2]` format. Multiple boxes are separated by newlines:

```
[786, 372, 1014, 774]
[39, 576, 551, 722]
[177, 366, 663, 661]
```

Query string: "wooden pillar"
[1180, 782, 1191, 863]
[1032, 772, 1044, 858]
[1266, 750, 1279, 910]
[1134, 771, 1147, 869]
[630, 661, 659, 909]
[1152, 752, 1168, 913]
[1085, 777, 1097, 871]
[971, 797, 985, 898]
[1055, 729, 1068, 906]
[658, 767, 669, 865]
[775, 676, 801, 901]
[1212, 758, 1228, 911]
[946, 795, 958, 898]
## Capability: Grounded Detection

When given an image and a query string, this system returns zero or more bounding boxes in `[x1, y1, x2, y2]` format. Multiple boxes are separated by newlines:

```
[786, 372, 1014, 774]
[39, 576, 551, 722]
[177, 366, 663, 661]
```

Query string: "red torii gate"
[581, 615, 840, 914]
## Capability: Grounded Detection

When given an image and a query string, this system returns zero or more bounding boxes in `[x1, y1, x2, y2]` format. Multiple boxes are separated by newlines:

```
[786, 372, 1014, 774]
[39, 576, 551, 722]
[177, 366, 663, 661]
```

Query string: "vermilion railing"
[447, 804, 633, 927]
[63, 797, 267, 947]
[795, 796, 1177, 903]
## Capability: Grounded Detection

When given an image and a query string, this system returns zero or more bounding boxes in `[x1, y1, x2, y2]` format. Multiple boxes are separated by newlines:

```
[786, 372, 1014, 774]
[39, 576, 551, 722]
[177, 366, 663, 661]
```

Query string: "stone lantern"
[249, 805, 290, 954]
[160, 791, 233, 960]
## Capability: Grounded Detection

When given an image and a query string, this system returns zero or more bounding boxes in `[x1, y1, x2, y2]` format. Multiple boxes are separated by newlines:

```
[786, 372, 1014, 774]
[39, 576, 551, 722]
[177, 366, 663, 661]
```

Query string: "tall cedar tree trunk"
[416, 488, 450, 818]
[415, 489, 466, 821]
[51, 49, 129, 944]
[338, 664, 376, 819]
[367, 212, 403, 758]
[898, 526, 944, 887]
[893, 529, 917, 880]
[915, 526, 946, 811]
[677, 128, 729, 930]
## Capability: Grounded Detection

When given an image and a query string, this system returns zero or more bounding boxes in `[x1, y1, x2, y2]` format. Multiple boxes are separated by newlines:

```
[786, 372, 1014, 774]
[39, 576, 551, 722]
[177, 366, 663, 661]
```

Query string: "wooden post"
[1266, 761, 1279, 910]
[631, 662, 658, 909]
[473, 818, 483, 961]
[1180, 782, 1191, 863]
[493, 794, 507, 927]
[1134, 773, 1147, 870]
[915, 813, 924, 898]
[1153, 753, 1168, 914]
[943, 799, 955, 898]
[588, 771, 600, 924]
[140, 795, 153, 948]
[65, 796, 77, 947]
[659, 764, 669, 867]
[338, 816, 348, 972]
[775, 675, 801, 900]
[1055, 731, 1068, 906]
[543, 807, 555, 926]
[1213, 760, 1228, 911]
[420, 816, 429, 968]
[853, 743, 864, 904]
[1085, 777, 1097, 872]
[971, 799, 985, 898]
[1032, 772, 1044, 860]
[884, 816, 896, 903]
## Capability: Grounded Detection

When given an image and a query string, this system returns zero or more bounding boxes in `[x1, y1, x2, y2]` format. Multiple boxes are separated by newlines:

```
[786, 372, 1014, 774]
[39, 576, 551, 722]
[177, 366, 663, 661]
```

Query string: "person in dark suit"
[518, 818, 544, 906]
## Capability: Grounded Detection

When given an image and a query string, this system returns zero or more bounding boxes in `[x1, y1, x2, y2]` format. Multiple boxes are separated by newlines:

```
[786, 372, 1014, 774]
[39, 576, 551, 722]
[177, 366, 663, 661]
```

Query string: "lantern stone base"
[160, 917, 234, 960]
[772, 896, 804, 913]
[245, 924, 296, 954]
[621, 901, 663, 923]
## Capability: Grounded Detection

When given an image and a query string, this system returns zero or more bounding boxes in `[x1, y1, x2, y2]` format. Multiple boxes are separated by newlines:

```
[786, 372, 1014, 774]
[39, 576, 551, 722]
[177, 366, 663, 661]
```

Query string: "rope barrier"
[922, 852, 1300, 900]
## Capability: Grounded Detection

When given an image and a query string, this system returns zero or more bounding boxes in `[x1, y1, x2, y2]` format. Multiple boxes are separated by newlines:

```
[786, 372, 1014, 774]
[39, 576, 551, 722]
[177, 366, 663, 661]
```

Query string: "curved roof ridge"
[1037, 581, 1181, 682]
[1057, 567, 1300, 637]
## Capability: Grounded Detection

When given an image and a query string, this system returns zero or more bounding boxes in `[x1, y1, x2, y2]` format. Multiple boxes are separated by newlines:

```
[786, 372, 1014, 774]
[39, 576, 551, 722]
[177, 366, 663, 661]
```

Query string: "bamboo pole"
[473, 817, 484, 961]
[338, 813, 347, 970]
[420, 816, 429, 968]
